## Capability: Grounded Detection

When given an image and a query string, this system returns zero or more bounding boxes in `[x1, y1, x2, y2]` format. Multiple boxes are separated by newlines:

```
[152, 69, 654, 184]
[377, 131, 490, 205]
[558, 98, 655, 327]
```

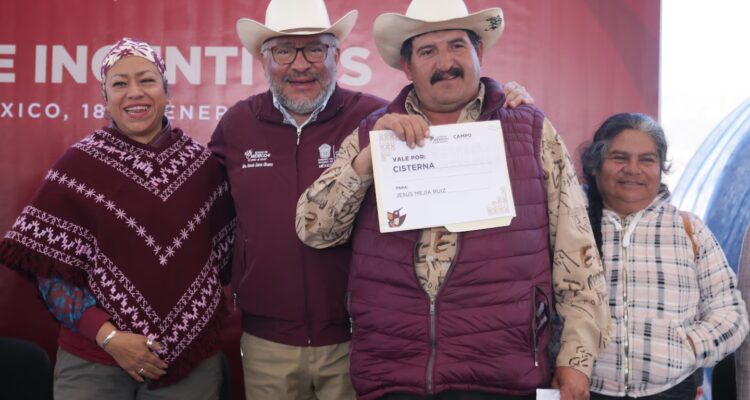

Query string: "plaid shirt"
[735, 226, 750, 398]
[590, 190, 749, 397]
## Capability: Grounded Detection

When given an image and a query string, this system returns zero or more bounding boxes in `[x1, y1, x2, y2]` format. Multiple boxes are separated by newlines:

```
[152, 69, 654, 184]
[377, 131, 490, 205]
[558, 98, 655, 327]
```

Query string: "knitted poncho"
[0, 126, 236, 386]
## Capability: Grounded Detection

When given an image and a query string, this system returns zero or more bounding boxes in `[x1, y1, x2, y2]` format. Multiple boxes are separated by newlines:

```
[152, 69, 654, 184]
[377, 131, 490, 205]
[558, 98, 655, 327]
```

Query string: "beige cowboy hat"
[236, 0, 358, 57]
[373, 0, 504, 69]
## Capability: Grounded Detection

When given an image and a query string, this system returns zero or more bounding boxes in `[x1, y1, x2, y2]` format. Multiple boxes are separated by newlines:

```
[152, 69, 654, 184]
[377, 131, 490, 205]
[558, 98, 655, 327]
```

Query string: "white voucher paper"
[369, 120, 515, 233]
[536, 389, 561, 400]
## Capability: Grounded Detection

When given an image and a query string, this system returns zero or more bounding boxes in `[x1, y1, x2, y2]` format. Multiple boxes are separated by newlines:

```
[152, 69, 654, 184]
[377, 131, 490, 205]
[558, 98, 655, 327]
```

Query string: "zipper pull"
[296, 127, 302, 145]
[532, 290, 539, 367]
[233, 292, 237, 312]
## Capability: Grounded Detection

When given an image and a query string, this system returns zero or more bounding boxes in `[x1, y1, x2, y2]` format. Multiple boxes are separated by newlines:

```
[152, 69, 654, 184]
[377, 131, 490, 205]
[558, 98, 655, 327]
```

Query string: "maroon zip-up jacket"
[209, 86, 386, 346]
[349, 79, 553, 398]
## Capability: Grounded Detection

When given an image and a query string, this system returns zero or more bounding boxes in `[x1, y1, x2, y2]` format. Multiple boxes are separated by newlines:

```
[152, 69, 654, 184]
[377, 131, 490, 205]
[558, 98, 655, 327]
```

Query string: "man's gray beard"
[269, 78, 336, 115]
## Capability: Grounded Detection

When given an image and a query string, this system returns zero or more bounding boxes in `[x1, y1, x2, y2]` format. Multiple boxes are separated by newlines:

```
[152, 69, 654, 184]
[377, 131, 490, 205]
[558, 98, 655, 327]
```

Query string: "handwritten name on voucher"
[369, 121, 515, 233]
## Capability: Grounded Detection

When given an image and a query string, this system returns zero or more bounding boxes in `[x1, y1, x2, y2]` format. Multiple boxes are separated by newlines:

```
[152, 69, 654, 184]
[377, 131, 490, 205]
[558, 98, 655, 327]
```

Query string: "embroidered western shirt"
[295, 82, 611, 378]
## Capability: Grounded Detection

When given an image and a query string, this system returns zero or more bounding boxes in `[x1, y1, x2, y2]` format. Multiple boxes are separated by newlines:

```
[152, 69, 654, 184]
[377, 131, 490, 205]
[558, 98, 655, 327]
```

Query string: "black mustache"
[430, 67, 464, 84]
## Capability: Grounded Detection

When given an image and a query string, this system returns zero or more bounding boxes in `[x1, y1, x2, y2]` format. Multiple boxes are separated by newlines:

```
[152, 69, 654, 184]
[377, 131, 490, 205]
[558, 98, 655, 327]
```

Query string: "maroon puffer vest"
[348, 78, 552, 399]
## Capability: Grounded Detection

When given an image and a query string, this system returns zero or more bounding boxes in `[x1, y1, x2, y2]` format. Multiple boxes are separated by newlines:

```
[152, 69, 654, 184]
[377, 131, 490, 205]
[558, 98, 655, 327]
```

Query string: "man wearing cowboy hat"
[296, 1, 611, 399]
[209, 1, 384, 398]
[211, 0, 535, 398]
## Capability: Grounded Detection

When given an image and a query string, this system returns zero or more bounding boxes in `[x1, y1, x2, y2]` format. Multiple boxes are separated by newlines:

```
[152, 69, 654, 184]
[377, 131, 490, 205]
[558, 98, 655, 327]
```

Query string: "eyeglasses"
[263, 43, 333, 65]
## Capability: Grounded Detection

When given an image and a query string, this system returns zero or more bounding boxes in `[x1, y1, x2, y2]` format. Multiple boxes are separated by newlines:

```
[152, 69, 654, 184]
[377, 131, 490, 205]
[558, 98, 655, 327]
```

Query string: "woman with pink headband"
[0, 37, 236, 399]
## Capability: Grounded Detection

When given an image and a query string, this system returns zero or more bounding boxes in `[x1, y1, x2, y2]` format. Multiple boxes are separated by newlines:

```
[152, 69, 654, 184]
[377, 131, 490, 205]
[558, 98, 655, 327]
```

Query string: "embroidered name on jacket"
[242, 148, 273, 169]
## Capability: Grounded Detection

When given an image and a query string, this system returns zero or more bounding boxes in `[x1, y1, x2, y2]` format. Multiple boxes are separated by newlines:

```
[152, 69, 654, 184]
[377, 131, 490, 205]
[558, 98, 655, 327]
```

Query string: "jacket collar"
[106, 116, 179, 150]
[603, 184, 672, 223]
[386, 77, 505, 119]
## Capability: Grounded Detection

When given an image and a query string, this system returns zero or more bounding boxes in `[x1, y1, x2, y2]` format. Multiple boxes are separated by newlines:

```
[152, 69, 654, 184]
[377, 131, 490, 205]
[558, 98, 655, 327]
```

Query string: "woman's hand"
[96, 322, 168, 382]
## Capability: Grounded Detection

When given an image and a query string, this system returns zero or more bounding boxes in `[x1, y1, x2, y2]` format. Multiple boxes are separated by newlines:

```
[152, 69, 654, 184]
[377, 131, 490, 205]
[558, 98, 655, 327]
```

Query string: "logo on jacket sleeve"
[318, 144, 336, 169]
[242, 149, 273, 169]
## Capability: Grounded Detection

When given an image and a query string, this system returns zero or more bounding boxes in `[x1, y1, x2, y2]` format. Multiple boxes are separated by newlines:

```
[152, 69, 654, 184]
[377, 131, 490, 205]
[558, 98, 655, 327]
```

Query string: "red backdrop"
[0, 1, 659, 398]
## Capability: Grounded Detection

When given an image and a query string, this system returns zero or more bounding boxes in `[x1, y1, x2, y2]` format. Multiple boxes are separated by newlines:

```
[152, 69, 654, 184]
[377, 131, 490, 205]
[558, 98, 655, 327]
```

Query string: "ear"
[476, 41, 484, 65]
[260, 47, 274, 69]
[160, 76, 169, 98]
[400, 58, 414, 81]
[333, 47, 341, 64]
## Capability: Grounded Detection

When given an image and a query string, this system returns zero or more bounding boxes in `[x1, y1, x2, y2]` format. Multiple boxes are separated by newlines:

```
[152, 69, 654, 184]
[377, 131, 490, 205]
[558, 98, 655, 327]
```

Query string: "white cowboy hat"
[373, 0, 504, 69]
[236, 0, 358, 57]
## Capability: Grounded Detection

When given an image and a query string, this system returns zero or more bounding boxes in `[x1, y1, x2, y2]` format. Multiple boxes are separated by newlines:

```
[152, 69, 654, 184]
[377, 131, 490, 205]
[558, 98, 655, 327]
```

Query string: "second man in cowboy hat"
[209, 0, 385, 398]
[296, 0, 611, 399]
